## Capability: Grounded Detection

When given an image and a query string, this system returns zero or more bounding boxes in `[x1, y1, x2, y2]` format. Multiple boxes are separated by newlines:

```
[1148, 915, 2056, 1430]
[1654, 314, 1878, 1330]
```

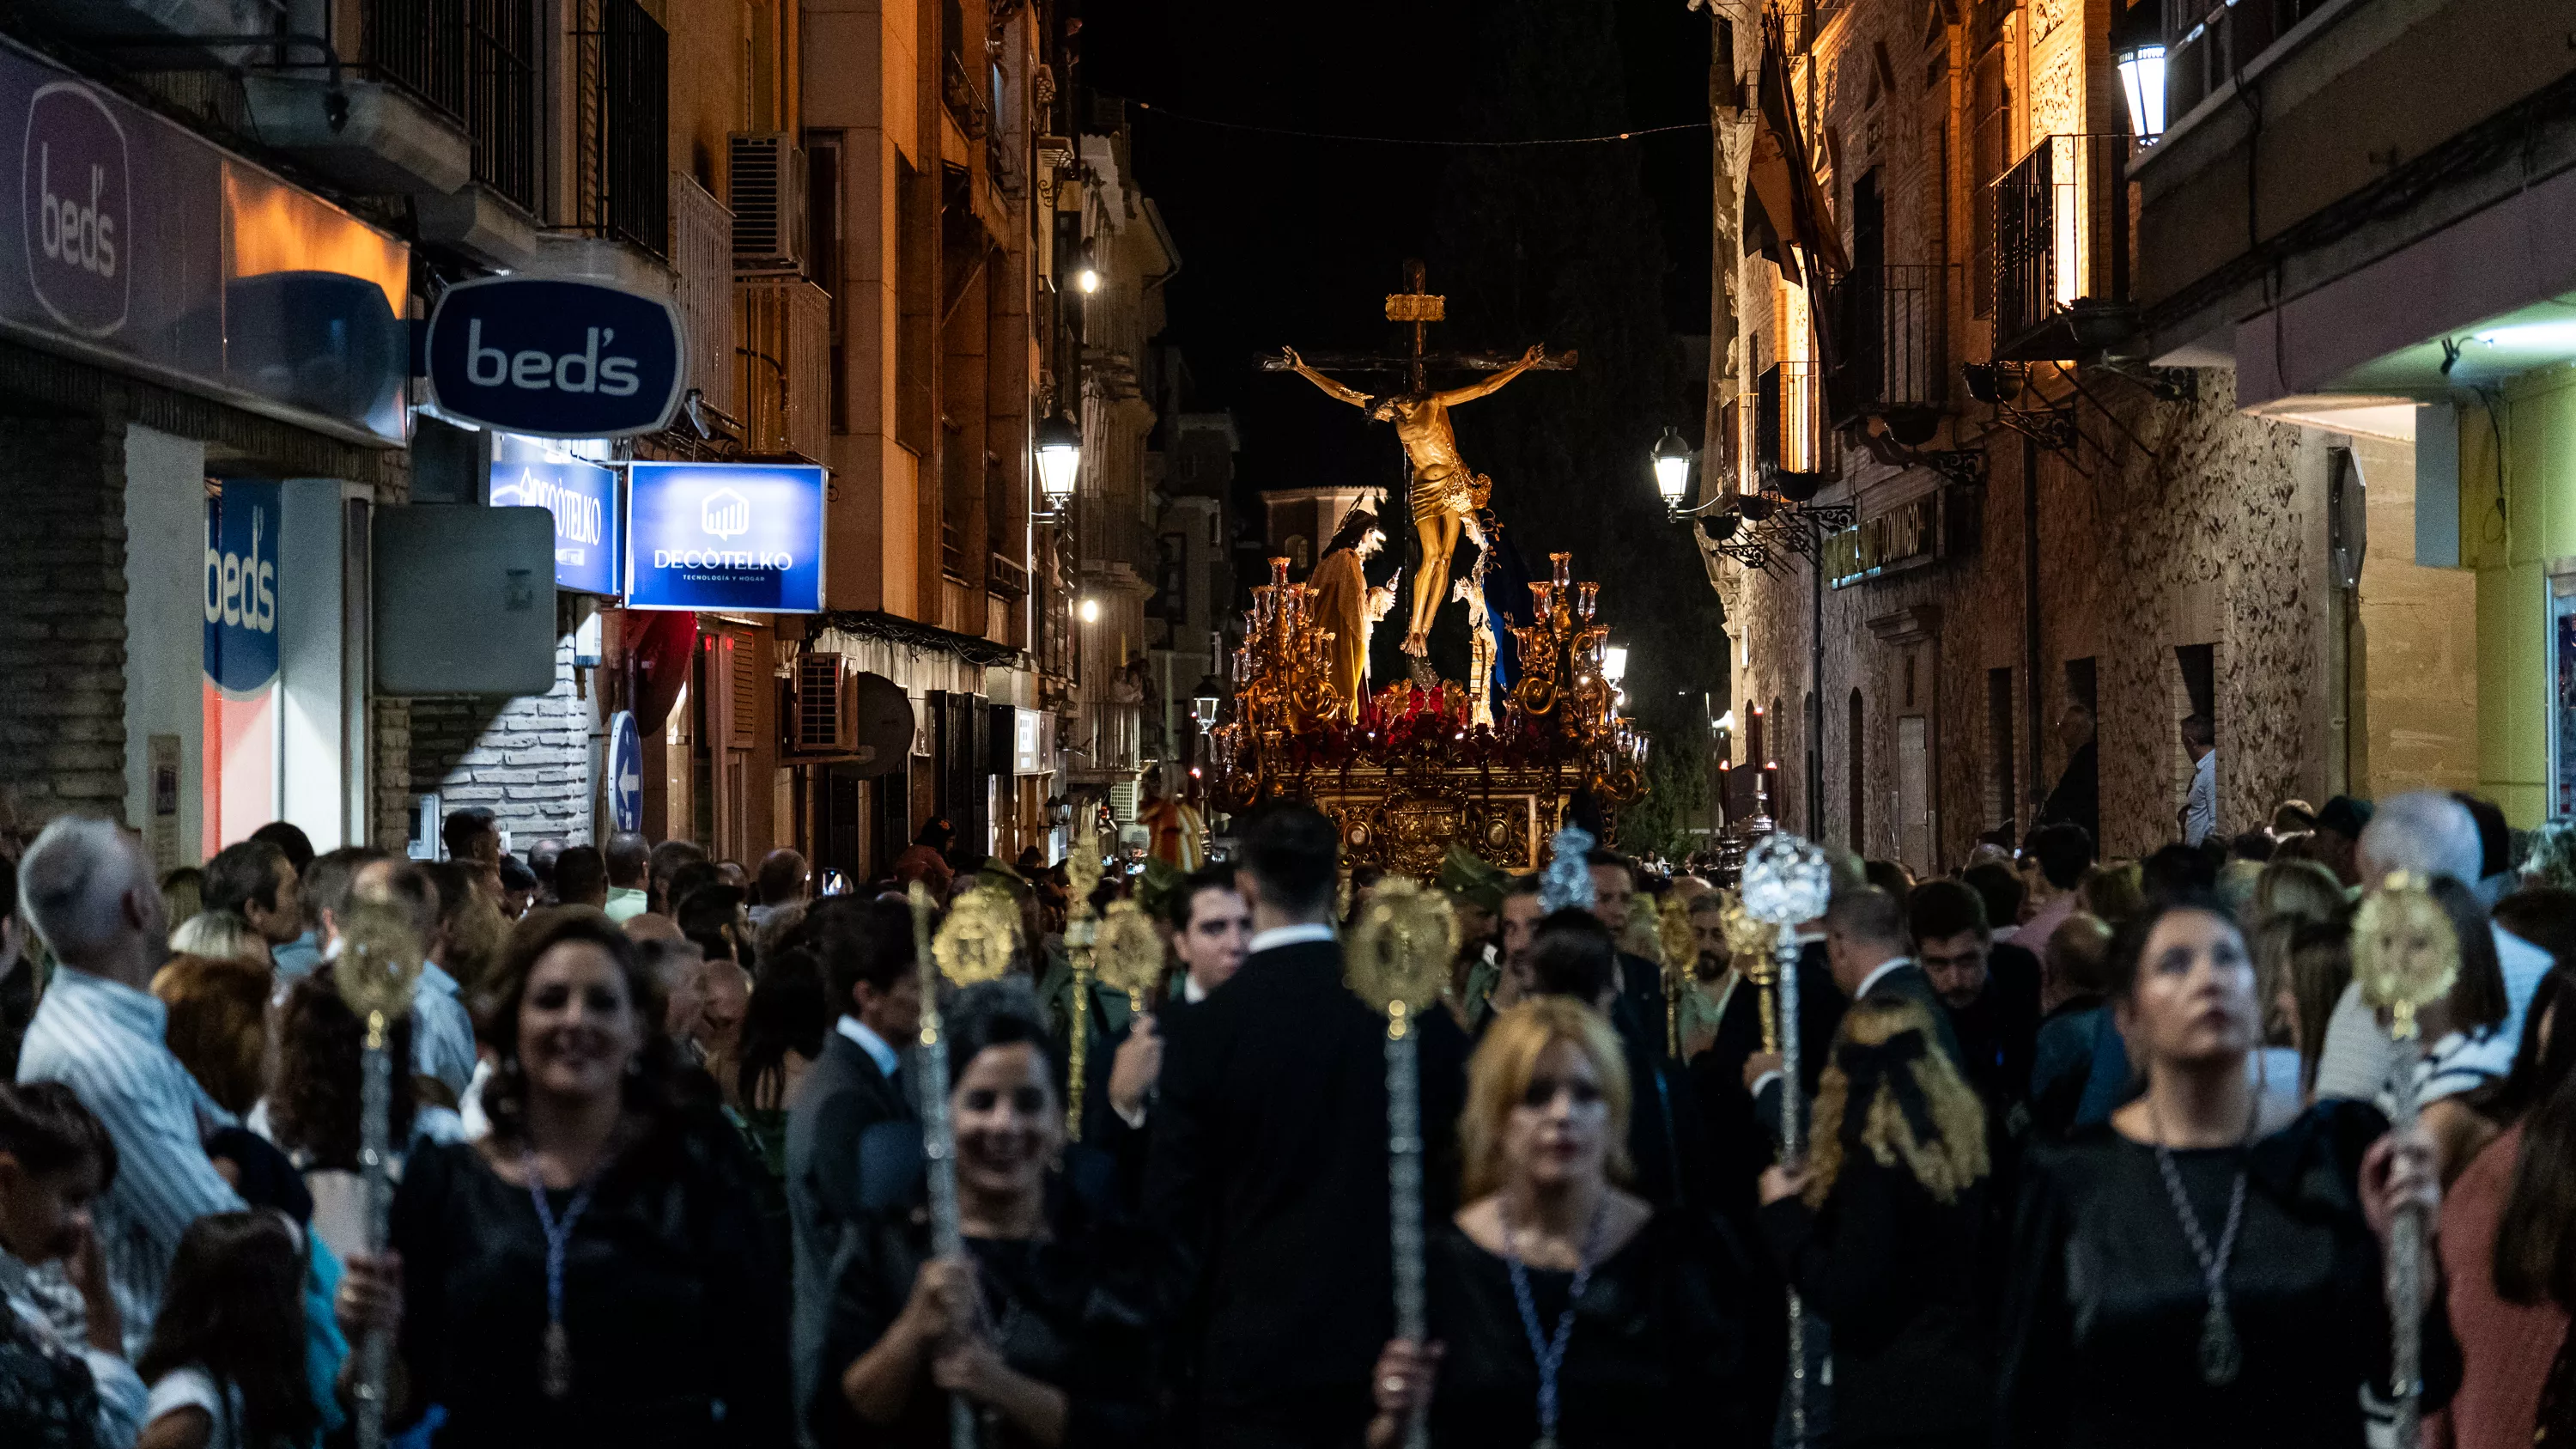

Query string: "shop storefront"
[0, 37, 410, 861]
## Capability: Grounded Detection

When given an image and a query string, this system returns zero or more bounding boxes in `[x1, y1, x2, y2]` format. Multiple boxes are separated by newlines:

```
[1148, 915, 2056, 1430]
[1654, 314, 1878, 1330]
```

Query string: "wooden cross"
[1257, 259, 1576, 390]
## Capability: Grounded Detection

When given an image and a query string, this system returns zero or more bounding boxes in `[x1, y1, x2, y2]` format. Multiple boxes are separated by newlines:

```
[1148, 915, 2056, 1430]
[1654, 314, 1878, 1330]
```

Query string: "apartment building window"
[808, 132, 848, 434]
[1987, 666, 2016, 833]
[1970, 43, 2009, 318]
[578, 0, 670, 256]
[1848, 688, 1867, 852]
[2065, 656, 2097, 715]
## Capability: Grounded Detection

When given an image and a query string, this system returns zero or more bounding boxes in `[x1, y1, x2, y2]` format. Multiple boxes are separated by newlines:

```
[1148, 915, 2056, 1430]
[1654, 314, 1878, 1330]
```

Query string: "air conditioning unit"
[785, 653, 855, 758]
[729, 132, 808, 274]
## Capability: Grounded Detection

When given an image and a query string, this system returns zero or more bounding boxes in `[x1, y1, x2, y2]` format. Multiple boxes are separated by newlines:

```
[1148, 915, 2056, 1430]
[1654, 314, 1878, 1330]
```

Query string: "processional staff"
[907, 881, 1018, 1449]
[2352, 872, 2458, 1449]
[1740, 832, 1834, 1448]
[1346, 876, 1460, 1449]
[1062, 832, 1105, 1141]
[339, 903, 425, 1449]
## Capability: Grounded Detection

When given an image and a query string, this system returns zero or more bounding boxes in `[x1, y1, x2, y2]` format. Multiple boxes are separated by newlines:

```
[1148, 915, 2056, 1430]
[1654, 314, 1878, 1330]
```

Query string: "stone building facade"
[1699, 0, 2477, 872]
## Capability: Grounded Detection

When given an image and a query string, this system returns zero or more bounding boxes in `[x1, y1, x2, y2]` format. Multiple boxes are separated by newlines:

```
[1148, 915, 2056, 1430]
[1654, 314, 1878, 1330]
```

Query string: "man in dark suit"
[783, 896, 920, 1433]
[1145, 806, 1467, 1449]
[1909, 878, 2043, 1117]
[1746, 886, 1959, 1132]
[1586, 848, 1672, 1062]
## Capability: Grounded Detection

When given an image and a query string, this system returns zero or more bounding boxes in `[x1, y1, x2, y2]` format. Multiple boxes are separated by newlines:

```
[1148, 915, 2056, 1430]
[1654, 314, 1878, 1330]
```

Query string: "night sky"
[1079, 0, 1715, 503]
[1077, 0, 1731, 761]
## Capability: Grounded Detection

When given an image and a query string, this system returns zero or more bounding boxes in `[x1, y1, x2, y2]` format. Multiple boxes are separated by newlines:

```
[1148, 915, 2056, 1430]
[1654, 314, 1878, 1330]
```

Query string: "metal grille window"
[363, 0, 538, 209]
[577, 0, 670, 255]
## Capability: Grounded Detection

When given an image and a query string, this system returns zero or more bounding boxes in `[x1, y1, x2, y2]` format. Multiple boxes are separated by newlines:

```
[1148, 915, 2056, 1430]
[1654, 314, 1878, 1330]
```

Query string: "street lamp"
[1072, 245, 1102, 295]
[1193, 693, 1219, 721]
[2113, 1, 2167, 141]
[1601, 644, 1628, 685]
[1036, 413, 1082, 512]
[1651, 427, 1696, 512]
[1078, 597, 1101, 624]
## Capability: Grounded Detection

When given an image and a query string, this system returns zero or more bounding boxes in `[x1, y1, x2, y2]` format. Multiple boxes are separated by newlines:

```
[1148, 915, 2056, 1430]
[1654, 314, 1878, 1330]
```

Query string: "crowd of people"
[0, 785, 2569, 1447]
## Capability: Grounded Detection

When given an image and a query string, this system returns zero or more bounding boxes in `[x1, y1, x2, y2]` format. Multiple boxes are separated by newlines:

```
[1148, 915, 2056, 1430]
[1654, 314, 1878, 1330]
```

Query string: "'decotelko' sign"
[422, 276, 683, 438]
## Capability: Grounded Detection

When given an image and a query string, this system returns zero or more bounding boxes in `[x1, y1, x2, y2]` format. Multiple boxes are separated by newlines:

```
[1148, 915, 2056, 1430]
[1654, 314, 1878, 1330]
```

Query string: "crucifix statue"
[1267, 260, 1575, 660]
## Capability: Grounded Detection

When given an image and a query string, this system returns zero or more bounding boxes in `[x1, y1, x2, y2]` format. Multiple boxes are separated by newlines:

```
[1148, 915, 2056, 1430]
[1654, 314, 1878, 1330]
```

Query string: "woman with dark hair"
[892, 822, 957, 896]
[0, 1081, 140, 1449]
[2432, 948, 2576, 1449]
[264, 968, 442, 1266]
[340, 906, 789, 1449]
[136, 1211, 317, 1449]
[735, 948, 829, 1176]
[819, 978, 1153, 1446]
[1997, 894, 2453, 1447]
[1366, 997, 1753, 1448]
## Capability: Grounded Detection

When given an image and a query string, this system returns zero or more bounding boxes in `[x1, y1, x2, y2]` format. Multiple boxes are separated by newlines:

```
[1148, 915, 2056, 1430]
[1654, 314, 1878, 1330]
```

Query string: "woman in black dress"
[1757, 992, 1993, 1448]
[1996, 892, 2453, 1447]
[817, 979, 1151, 1448]
[341, 906, 790, 1449]
[1369, 996, 1754, 1449]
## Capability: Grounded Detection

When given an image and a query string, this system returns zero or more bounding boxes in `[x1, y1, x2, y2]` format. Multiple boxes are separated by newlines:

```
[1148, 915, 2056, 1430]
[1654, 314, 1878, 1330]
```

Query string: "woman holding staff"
[1996, 893, 2455, 1447]
[818, 980, 1153, 1447]
[1366, 997, 1754, 1448]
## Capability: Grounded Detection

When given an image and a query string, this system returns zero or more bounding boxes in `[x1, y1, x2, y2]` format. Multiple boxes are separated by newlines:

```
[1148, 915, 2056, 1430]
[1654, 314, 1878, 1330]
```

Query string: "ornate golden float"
[1211, 551, 1646, 876]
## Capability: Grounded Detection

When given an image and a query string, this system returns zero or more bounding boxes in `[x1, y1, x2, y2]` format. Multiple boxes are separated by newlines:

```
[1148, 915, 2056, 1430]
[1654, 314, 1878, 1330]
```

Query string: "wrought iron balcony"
[362, 0, 538, 208]
[1991, 133, 2136, 362]
[943, 52, 992, 142]
[1752, 360, 1838, 492]
[571, 0, 668, 256]
[1827, 264, 1954, 441]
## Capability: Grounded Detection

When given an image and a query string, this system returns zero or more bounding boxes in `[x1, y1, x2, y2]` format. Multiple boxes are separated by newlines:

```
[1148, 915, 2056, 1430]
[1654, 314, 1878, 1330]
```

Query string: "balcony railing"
[942, 52, 991, 141]
[736, 276, 831, 461]
[1992, 134, 2134, 362]
[2162, 0, 2337, 123]
[672, 175, 736, 413]
[361, 0, 538, 208]
[1753, 360, 1837, 486]
[1828, 264, 1953, 432]
[575, 0, 669, 255]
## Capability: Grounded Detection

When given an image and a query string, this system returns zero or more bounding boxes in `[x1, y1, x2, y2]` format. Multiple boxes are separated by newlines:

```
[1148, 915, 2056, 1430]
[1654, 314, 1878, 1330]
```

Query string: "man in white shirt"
[2314, 790, 2555, 1105]
[14, 816, 246, 1356]
[2180, 714, 2218, 847]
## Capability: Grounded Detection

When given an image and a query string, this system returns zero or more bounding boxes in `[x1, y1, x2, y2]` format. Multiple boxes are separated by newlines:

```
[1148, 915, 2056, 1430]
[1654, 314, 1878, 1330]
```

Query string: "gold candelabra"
[1212, 557, 1344, 798]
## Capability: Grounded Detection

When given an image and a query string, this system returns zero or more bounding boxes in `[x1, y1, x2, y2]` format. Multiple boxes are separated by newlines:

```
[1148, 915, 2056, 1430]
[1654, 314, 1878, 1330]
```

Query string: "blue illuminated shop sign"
[204, 479, 281, 696]
[489, 441, 619, 594]
[624, 461, 824, 613]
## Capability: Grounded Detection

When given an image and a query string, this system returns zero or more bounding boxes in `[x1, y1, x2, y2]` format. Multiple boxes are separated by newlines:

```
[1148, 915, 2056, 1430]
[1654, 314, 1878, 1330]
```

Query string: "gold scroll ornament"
[1348, 878, 1459, 1041]
[2353, 871, 2459, 1041]
[933, 886, 1022, 989]
[1093, 899, 1166, 1014]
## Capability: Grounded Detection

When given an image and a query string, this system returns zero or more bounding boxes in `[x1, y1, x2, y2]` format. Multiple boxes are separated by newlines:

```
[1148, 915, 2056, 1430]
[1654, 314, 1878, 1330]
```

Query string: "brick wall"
[0, 417, 127, 830]
[408, 629, 599, 849]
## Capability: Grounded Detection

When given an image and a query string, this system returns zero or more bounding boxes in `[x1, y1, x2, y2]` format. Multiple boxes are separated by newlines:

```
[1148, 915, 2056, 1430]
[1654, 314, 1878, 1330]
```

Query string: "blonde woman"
[1759, 993, 1994, 1449]
[1367, 997, 1753, 1449]
[166, 911, 270, 970]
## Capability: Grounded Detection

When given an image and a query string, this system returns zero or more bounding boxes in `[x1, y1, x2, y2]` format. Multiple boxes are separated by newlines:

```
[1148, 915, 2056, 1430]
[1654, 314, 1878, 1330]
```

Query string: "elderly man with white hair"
[12, 816, 245, 1356]
[2309, 790, 2554, 1105]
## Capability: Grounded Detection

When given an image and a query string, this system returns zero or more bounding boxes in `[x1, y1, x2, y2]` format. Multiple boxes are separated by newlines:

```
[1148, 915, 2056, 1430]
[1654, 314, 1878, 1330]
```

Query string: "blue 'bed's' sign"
[422, 277, 682, 438]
